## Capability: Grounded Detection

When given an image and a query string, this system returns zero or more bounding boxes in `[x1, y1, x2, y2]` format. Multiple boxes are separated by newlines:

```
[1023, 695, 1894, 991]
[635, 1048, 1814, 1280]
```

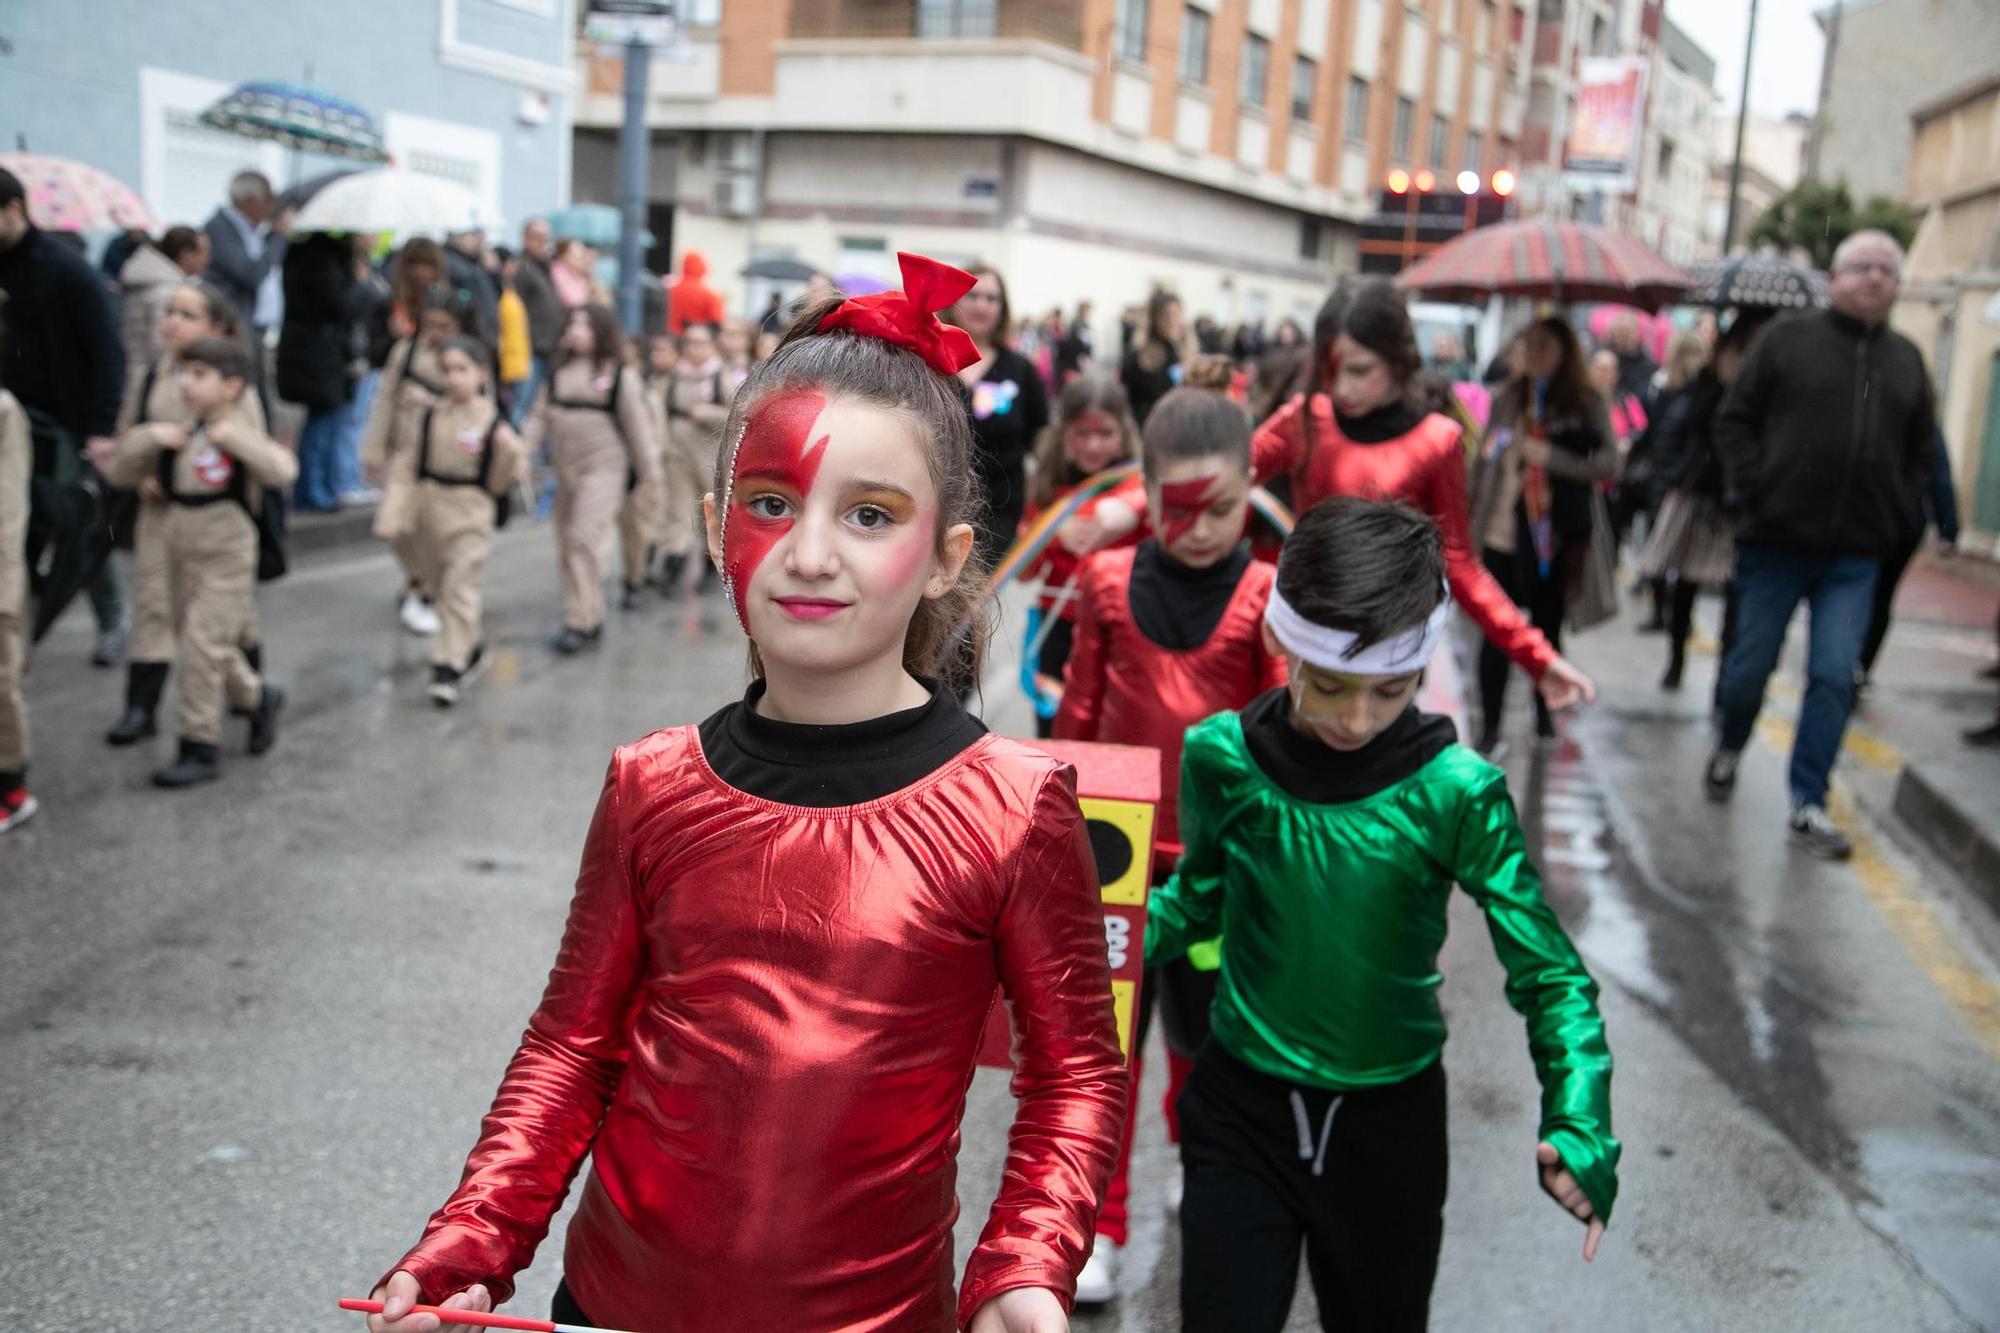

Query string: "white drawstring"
[1288, 1091, 1342, 1177]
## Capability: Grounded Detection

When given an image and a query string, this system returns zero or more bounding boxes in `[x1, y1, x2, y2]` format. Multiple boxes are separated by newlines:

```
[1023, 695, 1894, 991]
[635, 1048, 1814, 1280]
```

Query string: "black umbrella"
[741, 256, 819, 282]
[1684, 254, 1830, 311]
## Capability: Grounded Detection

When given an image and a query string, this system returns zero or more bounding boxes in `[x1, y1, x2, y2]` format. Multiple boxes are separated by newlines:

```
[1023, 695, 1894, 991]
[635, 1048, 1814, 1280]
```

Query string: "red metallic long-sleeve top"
[387, 727, 1128, 1331]
[1252, 395, 1558, 677]
[1052, 548, 1288, 874]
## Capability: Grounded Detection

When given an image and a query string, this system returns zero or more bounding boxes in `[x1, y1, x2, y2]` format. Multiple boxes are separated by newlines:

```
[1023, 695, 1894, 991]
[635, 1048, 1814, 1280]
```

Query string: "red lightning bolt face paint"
[722, 389, 830, 632]
[1158, 473, 1222, 549]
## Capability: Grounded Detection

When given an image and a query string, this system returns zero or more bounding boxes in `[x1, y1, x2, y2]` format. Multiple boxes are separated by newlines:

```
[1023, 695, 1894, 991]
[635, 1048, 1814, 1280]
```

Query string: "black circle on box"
[1086, 818, 1134, 887]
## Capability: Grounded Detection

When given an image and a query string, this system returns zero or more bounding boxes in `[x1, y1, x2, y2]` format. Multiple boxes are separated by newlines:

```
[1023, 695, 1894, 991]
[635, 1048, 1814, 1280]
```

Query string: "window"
[1476, 0, 1493, 51]
[1300, 218, 1323, 261]
[916, 0, 996, 37]
[1180, 7, 1212, 86]
[1241, 34, 1271, 108]
[684, 0, 721, 24]
[1114, 0, 1148, 63]
[1345, 76, 1371, 142]
[1429, 115, 1450, 169]
[1464, 128, 1484, 171]
[1292, 55, 1317, 122]
[1392, 95, 1415, 159]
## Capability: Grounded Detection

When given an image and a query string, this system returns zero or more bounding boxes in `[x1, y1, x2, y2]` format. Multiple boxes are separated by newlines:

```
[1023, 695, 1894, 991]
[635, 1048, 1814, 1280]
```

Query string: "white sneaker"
[399, 593, 441, 636]
[1165, 1162, 1185, 1215]
[1073, 1237, 1119, 1305]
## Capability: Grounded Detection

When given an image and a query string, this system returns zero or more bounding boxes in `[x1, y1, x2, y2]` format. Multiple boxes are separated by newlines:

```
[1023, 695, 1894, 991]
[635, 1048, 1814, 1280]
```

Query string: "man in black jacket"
[1704, 231, 1935, 860]
[0, 166, 129, 664]
[513, 218, 565, 423]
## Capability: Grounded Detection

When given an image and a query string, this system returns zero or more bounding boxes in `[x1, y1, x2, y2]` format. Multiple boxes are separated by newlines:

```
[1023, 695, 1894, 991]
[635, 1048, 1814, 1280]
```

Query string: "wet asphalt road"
[3, 526, 1997, 1332]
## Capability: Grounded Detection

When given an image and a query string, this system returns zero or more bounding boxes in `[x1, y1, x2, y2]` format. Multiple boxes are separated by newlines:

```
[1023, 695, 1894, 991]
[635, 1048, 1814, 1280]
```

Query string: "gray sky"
[1666, 0, 1828, 118]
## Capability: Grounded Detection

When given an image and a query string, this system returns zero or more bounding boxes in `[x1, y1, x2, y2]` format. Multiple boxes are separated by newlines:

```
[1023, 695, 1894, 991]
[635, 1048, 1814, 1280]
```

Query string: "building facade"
[1895, 73, 2000, 547]
[572, 0, 1533, 335]
[1, 0, 575, 238]
[1702, 110, 1809, 257]
[1811, 0, 2000, 205]
[1510, 0, 1713, 259]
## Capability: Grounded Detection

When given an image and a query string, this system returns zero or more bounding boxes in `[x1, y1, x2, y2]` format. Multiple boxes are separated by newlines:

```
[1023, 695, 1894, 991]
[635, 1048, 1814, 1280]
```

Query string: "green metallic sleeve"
[1145, 735, 1228, 967]
[1452, 769, 1622, 1222]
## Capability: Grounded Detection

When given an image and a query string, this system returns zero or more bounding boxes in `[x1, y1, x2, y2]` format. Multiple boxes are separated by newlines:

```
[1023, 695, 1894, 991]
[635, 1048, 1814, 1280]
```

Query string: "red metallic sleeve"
[1425, 438, 1558, 678]
[957, 770, 1128, 1326]
[1250, 395, 1307, 487]
[386, 756, 644, 1307]
[1051, 560, 1110, 741]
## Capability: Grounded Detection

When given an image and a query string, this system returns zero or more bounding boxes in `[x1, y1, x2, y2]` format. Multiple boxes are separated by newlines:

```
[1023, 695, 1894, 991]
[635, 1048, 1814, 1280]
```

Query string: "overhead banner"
[1563, 56, 1649, 195]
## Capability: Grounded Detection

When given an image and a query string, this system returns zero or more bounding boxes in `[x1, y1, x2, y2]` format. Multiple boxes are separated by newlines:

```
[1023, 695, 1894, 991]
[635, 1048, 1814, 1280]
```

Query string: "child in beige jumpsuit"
[0, 385, 32, 832]
[361, 288, 476, 637]
[523, 304, 660, 654]
[657, 323, 737, 596]
[103, 338, 294, 789]
[383, 337, 527, 706]
[106, 279, 267, 748]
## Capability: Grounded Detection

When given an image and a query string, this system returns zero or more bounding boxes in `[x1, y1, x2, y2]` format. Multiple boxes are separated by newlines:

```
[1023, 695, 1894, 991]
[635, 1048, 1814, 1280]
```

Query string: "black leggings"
[551, 1279, 594, 1327]
[1477, 545, 1568, 742]
[1179, 1043, 1449, 1332]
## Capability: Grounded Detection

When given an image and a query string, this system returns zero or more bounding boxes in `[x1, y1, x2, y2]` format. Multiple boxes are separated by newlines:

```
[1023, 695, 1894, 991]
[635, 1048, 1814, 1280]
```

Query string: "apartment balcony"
[789, 0, 1085, 50]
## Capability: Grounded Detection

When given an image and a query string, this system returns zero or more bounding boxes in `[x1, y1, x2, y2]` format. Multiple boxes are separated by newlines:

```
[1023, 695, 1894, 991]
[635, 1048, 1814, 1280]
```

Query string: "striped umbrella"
[0, 153, 157, 232]
[199, 81, 389, 162]
[1395, 218, 1693, 312]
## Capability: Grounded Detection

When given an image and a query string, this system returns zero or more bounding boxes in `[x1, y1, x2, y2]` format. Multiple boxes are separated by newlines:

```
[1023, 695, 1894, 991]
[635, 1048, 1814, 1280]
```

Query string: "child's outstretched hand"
[1535, 656, 1596, 711]
[1536, 1141, 1605, 1261]
[365, 1270, 493, 1332]
[968, 1285, 1067, 1333]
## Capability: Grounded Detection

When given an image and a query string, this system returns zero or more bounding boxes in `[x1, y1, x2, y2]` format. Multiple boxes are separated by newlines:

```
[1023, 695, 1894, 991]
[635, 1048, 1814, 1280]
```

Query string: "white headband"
[1264, 585, 1452, 674]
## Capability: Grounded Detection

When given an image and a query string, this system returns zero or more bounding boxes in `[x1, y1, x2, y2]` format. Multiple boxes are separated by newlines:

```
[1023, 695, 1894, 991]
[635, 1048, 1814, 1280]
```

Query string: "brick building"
[571, 0, 1533, 336]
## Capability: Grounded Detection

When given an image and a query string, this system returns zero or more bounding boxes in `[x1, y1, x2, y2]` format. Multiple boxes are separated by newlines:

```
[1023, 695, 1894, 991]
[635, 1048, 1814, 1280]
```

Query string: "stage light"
[1413, 168, 1437, 192]
[1457, 170, 1481, 194]
[1491, 168, 1516, 197]
[1387, 168, 1411, 194]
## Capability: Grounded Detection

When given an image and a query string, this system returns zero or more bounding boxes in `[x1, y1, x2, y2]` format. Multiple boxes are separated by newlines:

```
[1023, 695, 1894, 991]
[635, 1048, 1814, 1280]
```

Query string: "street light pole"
[1721, 0, 1761, 254]
[615, 33, 653, 335]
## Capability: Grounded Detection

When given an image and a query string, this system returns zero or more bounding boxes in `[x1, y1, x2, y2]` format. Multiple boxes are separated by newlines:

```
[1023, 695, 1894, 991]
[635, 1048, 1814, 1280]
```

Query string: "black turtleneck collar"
[1333, 399, 1425, 443]
[1826, 307, 1886, 340]
[1239, 687, 1458, 804]
[1128, 539, 1253, 650]
[697, 677, 987, 806]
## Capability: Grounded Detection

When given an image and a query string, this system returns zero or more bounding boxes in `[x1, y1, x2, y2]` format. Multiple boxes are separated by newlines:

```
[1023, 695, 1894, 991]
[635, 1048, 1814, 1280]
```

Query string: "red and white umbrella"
[1395, 218, 1693, 312]
[0, 152, 158, 233]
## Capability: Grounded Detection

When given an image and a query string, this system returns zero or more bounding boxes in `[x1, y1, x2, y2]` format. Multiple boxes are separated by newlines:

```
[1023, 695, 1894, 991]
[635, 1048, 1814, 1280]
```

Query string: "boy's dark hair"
[1278, 497, 1445, 658]
[159, 226, 205, 264]
[0, 168, 23, 215]
[1140, 386, 1250, 478]
[179, 335, 253, 385]
[439, 335, 492, 378]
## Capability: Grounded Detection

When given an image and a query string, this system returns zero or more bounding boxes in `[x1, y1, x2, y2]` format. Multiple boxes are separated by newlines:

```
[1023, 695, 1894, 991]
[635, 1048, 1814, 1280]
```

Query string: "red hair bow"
[816, 251, 982, 376]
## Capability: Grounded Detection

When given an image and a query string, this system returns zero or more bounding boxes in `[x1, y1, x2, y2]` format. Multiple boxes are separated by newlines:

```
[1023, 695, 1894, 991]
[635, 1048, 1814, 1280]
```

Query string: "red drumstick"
[338, 1296, 639, 1333]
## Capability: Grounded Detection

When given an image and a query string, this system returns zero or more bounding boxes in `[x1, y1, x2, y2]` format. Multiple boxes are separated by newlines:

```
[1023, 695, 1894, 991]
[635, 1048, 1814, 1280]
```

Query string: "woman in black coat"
[277, 231, 357, 511]
[943, 263, 1050, 569]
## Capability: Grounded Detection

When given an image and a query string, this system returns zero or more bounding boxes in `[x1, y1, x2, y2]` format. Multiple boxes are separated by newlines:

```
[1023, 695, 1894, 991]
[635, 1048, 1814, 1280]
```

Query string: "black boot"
[247, 685, 286, 756]
[107, 661, 169, 746]
[152, 739, 220, 788]
[550, 625, 602, 655]
[651, 552, 686, 597]
[621, 581, 647, 611]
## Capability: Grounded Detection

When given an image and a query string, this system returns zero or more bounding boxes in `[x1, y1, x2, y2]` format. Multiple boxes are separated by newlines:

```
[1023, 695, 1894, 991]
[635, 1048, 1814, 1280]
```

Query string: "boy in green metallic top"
[1147, 497, 1617, 1331]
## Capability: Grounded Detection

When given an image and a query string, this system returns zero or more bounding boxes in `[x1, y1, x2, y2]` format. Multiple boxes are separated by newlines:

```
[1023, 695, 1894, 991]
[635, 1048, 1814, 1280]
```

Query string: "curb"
[1892, 758, 2000, 918]
[287, 505, 382, 559]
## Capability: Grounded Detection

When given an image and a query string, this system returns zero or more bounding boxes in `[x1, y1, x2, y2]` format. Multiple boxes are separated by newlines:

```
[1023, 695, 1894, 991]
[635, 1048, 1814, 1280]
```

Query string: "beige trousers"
[0, 611, 25, 772]
[659, 419, 720, 561]
[552, 435, 629, 631]
[412, 483, 497, 672]
[132, 498, 259, 663]
[168, 510, 265, 745]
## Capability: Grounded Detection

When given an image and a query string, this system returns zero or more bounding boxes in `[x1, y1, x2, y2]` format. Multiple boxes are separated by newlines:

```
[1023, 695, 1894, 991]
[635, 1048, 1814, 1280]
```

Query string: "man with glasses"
[1704, 231, 1936, 860]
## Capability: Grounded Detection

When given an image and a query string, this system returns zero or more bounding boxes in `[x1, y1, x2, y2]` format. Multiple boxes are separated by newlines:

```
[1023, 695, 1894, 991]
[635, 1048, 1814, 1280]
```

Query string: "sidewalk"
[1871, 554, 2000, 908]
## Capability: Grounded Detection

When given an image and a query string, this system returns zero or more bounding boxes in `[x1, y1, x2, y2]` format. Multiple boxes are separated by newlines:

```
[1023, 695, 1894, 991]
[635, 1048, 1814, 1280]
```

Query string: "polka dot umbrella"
[198, 81, 390, 163]
[1683, 254, 1830, 311]
[0, 153, 158, 233]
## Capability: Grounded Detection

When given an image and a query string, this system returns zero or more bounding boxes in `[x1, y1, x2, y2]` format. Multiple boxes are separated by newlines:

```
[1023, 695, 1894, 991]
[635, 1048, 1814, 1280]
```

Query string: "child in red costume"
[1250, 280, 1597, 713]
[366, 254, 1127, 1333]
[1053, 386, 1288, 1304]
[1017, 372, 1145, 736]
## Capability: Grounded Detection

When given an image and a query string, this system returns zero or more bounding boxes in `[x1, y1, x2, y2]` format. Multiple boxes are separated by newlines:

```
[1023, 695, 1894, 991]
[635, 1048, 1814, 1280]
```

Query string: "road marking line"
[1753, 710, 2000, 1063]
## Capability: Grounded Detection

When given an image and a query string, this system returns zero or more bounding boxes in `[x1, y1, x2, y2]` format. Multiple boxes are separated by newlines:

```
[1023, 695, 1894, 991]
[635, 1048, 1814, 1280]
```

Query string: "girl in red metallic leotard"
[365, 254, 1127, 1333]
